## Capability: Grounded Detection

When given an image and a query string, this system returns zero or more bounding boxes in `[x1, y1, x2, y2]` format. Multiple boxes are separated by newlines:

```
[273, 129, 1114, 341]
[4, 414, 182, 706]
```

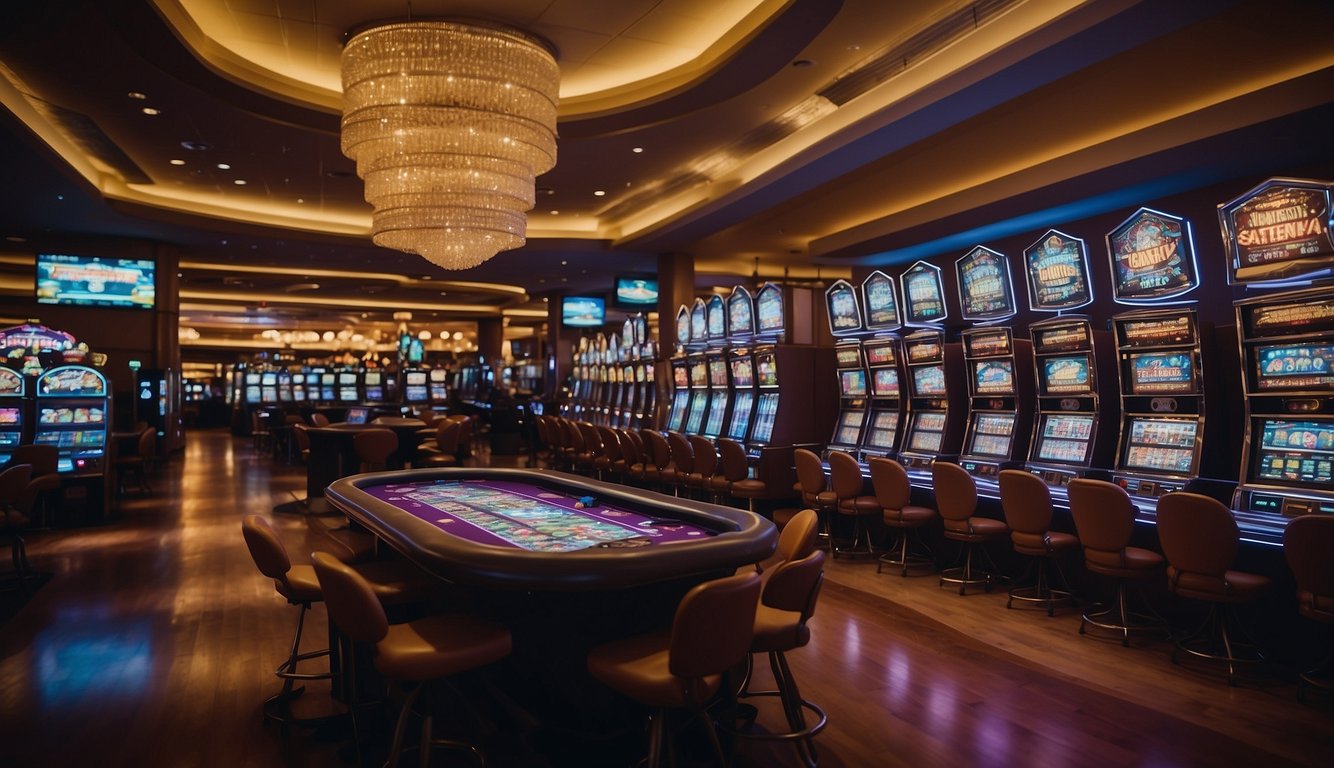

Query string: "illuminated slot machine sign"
[706, 295, 728, 343]
[0, 368, 24, 464]
[1107, 208, 1199, 304]
[667, 361, 690, 432]
[702, 356, 730, 437]
[338, 372, 359, 402]
[825, 280, 864, 336]
[675, 306, 691, 351]
[754, 283, 785, 339]
[35, 365, 108, 473]
[901, 261, 948, 326]
[727, 353, 755, 441]
[1220, 177, 1334, 286]
[861, 271, 902, 331]
[404, 371, 428, 402]
[244, 371, 261, 404]
[727, 286, 755, 340]
[364, 370, 384, 401]
[955, 246, 1016, 321]
[1024, 229, 1093, 311]
[690, 298, 708, 346]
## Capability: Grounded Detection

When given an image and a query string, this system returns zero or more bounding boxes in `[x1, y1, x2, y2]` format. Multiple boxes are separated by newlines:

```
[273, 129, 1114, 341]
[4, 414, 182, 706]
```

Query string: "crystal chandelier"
[341, 21, 559, 270]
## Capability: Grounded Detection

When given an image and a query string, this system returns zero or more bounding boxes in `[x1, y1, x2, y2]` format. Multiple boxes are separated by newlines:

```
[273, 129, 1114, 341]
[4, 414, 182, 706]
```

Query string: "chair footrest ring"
[729, 690, 828, 742]
[276, 648, 332, 681]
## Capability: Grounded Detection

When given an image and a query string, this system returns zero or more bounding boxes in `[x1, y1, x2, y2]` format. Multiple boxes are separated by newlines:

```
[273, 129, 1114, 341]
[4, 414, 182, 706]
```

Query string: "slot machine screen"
[966, 413, 1015, 458]
[707, 296, 727, 340]
[703, 392, 728, 437]
[728, 391, 754, 440]
[685, 392, 707, 434]
[690, 301, 707, 342]
[1122, 417, 1198, 475]
[1034, 414, 1095, 464]
[730, 357, 754, 387]
[244, 372, 260, 386]
[871, 368, 900, 397]
[864, 410, 899, 449]
[708, 359, 728, 387]
[826, 281, 863, 334]
[750, 392, 779, 444]
[260, 372, 277, 386]
[756, 286, 784, 334]
[957, 246, 1016, 320]
[406, 371, 427, 386]
[688, 361, 707, 387]
[1253, 344, 1334, 391]
[364, 371, 383, 400]
[865, 343, 897, 366]
[755, 353, 778, 387]
[902, 263, 947, 324]
[38, 406, 105, 425]
[1251, 418, 1334, 488]
[839, 370, 868, 397]
[835, 347, 862, 368]
[1040, 355, 1092, 395]
[906, 340, 941, 363]
[0, 407, 20, 424]
[862, 271, 900, 329]
[907, 412, 946, 453]
[672, 364, 689, 388]
[1128, 352, 1195, 394]
[668, 391, 690, 432]
[245, 386, 260, 403]
[835, 410, 865, 446]
[728, 288, 754, 337]
[911, 365, 947, 396]
[344, 407, 370, 425]
[1034, 323, 1090, 352]
[972, 360, 1014, 395]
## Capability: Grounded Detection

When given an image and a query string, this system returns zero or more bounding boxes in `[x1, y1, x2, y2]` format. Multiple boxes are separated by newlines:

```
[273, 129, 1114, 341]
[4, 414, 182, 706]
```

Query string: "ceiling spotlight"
[296, 198, 305, 204]
[452, 331, 464, 341]
[141, 107, 160, 116]
[169, 159, 185, 166]
[216, 163, 231, 170]
[233, 179, 247, 185]
[593, 190, 606, 197]
[631, 147, 643, 153]
[322, 331, 335, 342]
[418, 330, 432, 340]
[127, 91, 147, 100]
[549, 210, 559, 215]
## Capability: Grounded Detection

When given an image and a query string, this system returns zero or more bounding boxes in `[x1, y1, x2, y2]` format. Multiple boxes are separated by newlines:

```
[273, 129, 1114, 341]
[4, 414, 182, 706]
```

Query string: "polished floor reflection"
[0, 429, 1330, 767]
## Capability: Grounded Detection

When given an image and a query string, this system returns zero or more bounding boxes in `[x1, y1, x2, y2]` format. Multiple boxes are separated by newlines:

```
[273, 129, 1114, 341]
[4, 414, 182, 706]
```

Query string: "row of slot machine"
[231, 365, 450, 409]
[663, 282, 818, 459]
[0, 323, 111, 476]
[565, 314, 657, 428]
[821, 176, 1334, 543]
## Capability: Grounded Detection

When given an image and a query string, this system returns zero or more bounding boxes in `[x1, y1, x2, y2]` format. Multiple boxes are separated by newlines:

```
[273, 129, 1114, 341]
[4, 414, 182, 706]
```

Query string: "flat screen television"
[613, 277, 659, 308]
[36, 253, 156, 309]
[562, 296, 606, 328]
[344, 407, 370, 424]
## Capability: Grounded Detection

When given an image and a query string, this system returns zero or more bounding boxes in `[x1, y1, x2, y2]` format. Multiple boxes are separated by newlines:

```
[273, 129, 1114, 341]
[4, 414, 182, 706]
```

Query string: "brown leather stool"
[1068, 479, 1166, 646]
[1285, 514, 1334, 701]
[1158, 492, 1270, 685]
[719, 438, 768, 513]
[999, 469, 1078, 615]
[415, 420, 461, 467]
[869, 457, 936, 576]
[352, 428, 397, 473]
[793, 448, 836, 552]
[757, 507, 819, 575]
[828, 450, 879, 557]
[934, 461, 1008, 594]
[687, 435, 719, 501]
[666, 431, 696, 498]
[643, 430, 675, 493]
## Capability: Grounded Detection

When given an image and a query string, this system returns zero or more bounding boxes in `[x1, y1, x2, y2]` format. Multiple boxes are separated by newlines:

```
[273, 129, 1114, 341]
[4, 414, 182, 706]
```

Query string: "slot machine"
[319, 371, 336, 402]
[1026, 316, 1118, 490]
[0, 368, 25, 464]
[744, 282, 821, 459]
[428, 368, 449, 405]
[682, 354, 709, 436]
[723, 286, 758, 446]
[1222, 178, 1334, 536]
[897, 261, 966, 477]
[825, 279, 869, 457]
[666, 357, 689, 433]
[403, 369, 429, 405]
[35, 365, 109, 474]
[702, 351, 731, 439]
[276, 369, 292, 403]
[958, 327, 1033, 483]
[363, 369, 385, 402]
[291, 372, 307, 403]
[858, 271, 905, 459]
[337, 369, 360, 403]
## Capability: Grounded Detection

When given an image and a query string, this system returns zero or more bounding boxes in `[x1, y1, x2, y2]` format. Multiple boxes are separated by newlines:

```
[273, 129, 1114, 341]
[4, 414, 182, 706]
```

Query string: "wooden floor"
[0, 429, 1330, 767]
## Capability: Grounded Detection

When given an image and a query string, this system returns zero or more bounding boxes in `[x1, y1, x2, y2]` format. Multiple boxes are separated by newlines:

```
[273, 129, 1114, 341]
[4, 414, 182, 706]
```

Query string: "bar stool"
[0, 463, 34, 595]
[11, 444, 59, 528]
[934, 461, 1008, 595]
[1068, 479, 1166, 646]
[309, 412, 330, 427]
[576, 422, 605, 477]
[999, 469, 1078, 615]
[793, 448, 836, 551]
[666, 432, 695, 498]
[587, 572, 761, 768]
[719, 438, 768, 513]
[1285, 514, 1334, 701]
[869, 457, 936, 577]
[756, 507, 819, 575]
[828, 450, 879, 557]
[1157, 492, 1270, 685]
[642, 430, 673, 492]
[686, 435, 719, 501]
[598, 426, 627, 481]
[416, 420, 461, 467]
[311, 552, 512, 767]
[352, 428, 397, 473]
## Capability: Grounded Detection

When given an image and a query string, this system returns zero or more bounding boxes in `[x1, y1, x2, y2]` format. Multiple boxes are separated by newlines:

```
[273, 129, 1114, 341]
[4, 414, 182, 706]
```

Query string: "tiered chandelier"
[341, 21, 559, 270]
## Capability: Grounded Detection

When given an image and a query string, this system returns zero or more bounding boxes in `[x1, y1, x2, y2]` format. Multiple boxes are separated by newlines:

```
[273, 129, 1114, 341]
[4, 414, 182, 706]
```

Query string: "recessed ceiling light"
[216, 163, 231, 170]
[549, 210, 559, 215]
[169, 159, 185, 166]
[142, 107, 160, 115]
[560, 260, 567, 266]
[542, 297, 548, 302]
[593, 190, 606, 197]
[296, 198, 305, 204]
[233, 179, 247, 185]
[127, 91, 147, 100]
[632, 147, 643, 153]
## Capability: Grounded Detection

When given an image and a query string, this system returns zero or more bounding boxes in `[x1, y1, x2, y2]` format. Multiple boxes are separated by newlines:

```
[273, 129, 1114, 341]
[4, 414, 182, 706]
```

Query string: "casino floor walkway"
[0, 428, 1330, 767]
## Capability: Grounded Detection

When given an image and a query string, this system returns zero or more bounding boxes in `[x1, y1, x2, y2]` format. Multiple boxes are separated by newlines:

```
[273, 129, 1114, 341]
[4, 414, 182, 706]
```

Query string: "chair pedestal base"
[1079, 584, 1166, 647]
[1007, 557, 1074, 616]
[731, 651, 827, 768]
[831, 515, 877, 560]
[1171, 603, 1266, 687]
[1299, 657, 1334, 702]
[876, 528, 933, 577]
[939, 542, 997, 595]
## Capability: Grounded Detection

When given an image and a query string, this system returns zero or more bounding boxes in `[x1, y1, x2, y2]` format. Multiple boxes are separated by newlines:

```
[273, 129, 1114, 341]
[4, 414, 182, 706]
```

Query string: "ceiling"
[0, 0, 1331, 356]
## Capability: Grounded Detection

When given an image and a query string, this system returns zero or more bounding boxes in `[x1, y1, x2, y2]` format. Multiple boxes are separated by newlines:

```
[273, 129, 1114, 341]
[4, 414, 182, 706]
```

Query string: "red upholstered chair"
[933, 461, 1008, 595]
[869, 457, 936, 577]
[999, 469, 1078, 615]
[1285, 514, 1334, 701]
[587, 572, 761, 768]
[828, 450, 879, 557]
[718, 438, 768, 513]
[1068, 479, 1166, 646]
[793, 448, 836, 551]
[1157, 492, 1270, 685]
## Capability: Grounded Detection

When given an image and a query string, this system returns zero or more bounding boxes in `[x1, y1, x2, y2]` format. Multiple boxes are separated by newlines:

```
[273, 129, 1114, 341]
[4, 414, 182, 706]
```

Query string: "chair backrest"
[0, 464, 32, 507]
[137, 428, 156, 460]
[998, 469, 1053, 535]
[284, 414, 305, 426]
[353, 428, 398, 466]
[669, 571, 761, 681]
[241, 514, 291, 581]
[868, 457, 911, 510]
[1156, 492, 1238, 577]
[292, 423, 311, 450]
[774, 508, 819, 564]
[762, 549, 826, 624]
[1285, 514, 1334, 606]
[565, 420, 586, 452]
[667, 432, 694, 474]
[598, 426, 622, 461]
[309, 413, 330, 427]
[13, 444, 58, 477]
[827, 450, 862, 499]
[645, 430, 672, 470]
[793, 448, 826, 497]
[417, 408, 437, 425]
[931, 461, 976, 522]
[580, 422, 604, 454]
[718, 438, 749, 483]
[1067, 478, 1135, 557]
[617, 429, 641, 465]
[535, 416, 551, 448]
[688, 436, 717, 477]
[311, 551, 390, 645]
[624, 428, 645, 457]
[434, 420, 462, 453]
[456, 417, 474, 448]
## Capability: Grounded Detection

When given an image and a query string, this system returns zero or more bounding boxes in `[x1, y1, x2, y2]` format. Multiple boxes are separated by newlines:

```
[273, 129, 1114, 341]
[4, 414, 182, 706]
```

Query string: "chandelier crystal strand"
[341, 21, 559, 269]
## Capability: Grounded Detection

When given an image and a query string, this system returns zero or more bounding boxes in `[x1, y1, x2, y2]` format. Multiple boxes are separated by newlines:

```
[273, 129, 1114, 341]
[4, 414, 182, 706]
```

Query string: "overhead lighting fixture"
[340, 20, 560, 270]
[169, 159, 185, 166]
[141, 107, 160, 115]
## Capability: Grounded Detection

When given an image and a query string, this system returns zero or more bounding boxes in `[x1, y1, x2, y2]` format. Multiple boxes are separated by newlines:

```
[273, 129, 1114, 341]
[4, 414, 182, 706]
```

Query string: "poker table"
[325, 467, 777, 590]
[304, 418, 429, 503]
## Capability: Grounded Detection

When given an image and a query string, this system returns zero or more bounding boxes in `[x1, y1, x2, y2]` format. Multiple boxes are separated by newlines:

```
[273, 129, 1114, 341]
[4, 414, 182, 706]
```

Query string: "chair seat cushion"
[587, 630, 722, 709]
[318, 526, 377, 563]
[942, 517, 1008, 541]
[374, 614, 512, 681]
[806, 490, 837, 508]
[709, 476, 732, 492]
[1298, 590, 1334, 624]
[418, 453, 459, 467]
[278, 564, 324, 603]
[751, 604, 808, 653]
[1084, 545, 1164, 578]
[837, 496, 880, 515]
[1012, 530, 1079, 557]
[883, 505, 934, 526]
[1168, 567, 1271, 603]
[731, 479, 768, 498]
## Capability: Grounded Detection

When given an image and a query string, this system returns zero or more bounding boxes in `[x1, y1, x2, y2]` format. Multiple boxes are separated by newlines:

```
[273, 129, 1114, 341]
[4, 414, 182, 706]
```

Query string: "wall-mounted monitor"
[613, 276, 659, 308]
[562, 296, 606, 328]
[36, 253, 156, 309]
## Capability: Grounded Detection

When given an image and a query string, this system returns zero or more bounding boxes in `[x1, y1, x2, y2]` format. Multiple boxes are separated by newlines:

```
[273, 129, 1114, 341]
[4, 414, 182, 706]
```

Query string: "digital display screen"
[967, 413, 1014, 457]
[956, 246, 1015, 319]
[862, 272, 900, 329]
[688, 361, 707, 387]
[0, 369, 22, 396]
[668, 391, 690, 432]
[730, 357, 754, 387]
[902, 262, 947, 324]
[672, 364, 689, 388]
[872, 368, 900, 397]
[865, 343, 897, 366]
[756, 285, 784, 333]
[562, 296, 606, 328]
[261, 372, 277, 386]
[751, 393, 779, 444]
[405, 386, 428, 401]
[1123, 417, 1198, 474]
[1254, 419, 1334, 487]
[1254, 344, 1334, 391]
[912, 365, 947, 396]
[1119, 314, 1195, 347]
[728, 289, 754, 337]
[756, 353, 778, 387]
[0, 407, 20, 424]
[245, 386, 260, 403]
[728, 391, 754, 440]
[906, 341, 941, 362]
[39, 406, 104, 424]
[365, 371, 381, 385]
[321, 374, 336, 385]
[685, 392, 707, 434]
[864, 410, 899, 449]
[1246, 299, 1334, 337]
[836, 347, 862, 367]
[1108, 208, 1197, 300]
[406, 371, 427, 385]
[36, 253, 155, 309]
[1024, 230, 1092, 310]
[344, 407, 370, 425]
[429, 369, 447, 383]
[973, 360, 1014, 394]
[840, 370, 867, 397]
[835, 410, 865, 446]
[338, 387, 358, 402]
[707, 296, 727, 339]
[826, 281, 863, 334]
[908, 412, 946, 453]
[676, 308, 691, 344]
[708, 359, 728, 387]
[38, 367, 106, 397]
[244, 373, 260, 385]
[1035, 414, 1094, 464]
[1034, 323, 1090, 352]
[965, 331, 1010, 357]
[614, 277, 659, 307]
[703, 392, 728, 437]
[1041, 355, 1092, 394]
[1129, 352, 1195, 394]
